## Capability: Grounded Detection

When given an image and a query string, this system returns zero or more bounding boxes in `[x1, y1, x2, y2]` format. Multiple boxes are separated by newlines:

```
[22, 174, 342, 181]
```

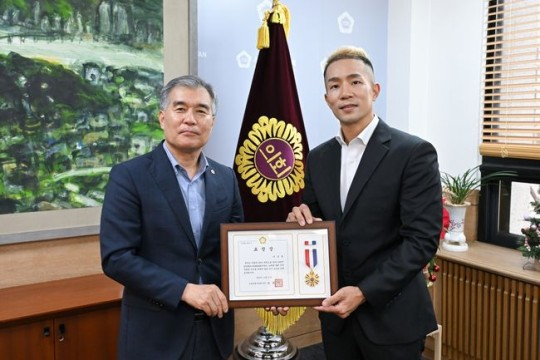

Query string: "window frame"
[479, 0, 540, 249]
[479, 157, 540, 249]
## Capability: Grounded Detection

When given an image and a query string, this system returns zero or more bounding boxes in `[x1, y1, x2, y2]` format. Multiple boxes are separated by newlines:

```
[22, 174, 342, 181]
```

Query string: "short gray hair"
[159, 75, 217, 114]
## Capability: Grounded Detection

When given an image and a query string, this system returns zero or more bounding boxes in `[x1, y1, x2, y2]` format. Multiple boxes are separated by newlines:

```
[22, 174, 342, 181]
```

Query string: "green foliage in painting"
[0, 0, 29, 15]
[41, 0, 73, 19]
[0, 0, 164, 214]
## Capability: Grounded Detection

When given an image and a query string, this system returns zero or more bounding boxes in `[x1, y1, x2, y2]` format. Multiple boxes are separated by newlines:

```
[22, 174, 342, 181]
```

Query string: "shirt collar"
[336, 114, 380, 146]
[162, 142, 208, 176]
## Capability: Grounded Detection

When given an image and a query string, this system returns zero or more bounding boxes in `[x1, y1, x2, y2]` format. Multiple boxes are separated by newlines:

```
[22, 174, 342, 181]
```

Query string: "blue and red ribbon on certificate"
[303, 240, 320, 287]
[304, 240, 318, 269]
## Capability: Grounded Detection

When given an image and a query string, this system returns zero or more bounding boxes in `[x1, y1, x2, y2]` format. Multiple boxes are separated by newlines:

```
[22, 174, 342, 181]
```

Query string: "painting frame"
[0, 0, 197, 245]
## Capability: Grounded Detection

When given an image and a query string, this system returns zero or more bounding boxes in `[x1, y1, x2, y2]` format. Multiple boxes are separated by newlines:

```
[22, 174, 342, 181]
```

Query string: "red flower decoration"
[441, 197, 450, 239]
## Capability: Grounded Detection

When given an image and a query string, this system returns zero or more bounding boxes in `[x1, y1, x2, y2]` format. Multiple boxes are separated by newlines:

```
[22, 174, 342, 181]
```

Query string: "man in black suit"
[100, 75, 244, 360]
[287, 46, 442, 359]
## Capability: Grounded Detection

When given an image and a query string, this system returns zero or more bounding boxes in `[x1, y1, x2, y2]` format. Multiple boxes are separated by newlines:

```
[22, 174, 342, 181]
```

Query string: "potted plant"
[440, 165, 515, 252]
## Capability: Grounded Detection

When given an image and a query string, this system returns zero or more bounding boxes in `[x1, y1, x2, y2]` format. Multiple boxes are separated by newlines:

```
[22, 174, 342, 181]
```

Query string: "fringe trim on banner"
[256, 307, 306, 335]
[256, 0, 290, 50]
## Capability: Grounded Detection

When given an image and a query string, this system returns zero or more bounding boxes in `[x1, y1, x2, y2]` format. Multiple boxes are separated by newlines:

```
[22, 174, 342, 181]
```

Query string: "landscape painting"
[0, 0, 163, 215]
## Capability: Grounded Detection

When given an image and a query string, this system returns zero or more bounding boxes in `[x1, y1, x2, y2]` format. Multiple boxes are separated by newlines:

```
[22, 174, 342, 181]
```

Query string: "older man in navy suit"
[287, 46, 442, 359]
[100, 75, 243, 360]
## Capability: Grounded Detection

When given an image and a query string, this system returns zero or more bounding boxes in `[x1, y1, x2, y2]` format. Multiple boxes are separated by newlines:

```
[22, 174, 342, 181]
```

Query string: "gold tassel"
[256, 307, 306, 335]
[257, 11, 270, 49]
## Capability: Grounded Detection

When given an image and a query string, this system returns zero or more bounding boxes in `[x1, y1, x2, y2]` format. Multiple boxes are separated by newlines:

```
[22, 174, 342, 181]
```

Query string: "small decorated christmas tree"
[517, 186, 540, 261]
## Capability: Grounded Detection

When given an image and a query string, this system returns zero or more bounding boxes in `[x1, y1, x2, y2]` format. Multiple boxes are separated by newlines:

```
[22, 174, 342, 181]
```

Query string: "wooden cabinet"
[0, 274, 122, 360]
[53, 306, 120, 360]
[434, 243, 540, 360]
[0, 319, 55, 360]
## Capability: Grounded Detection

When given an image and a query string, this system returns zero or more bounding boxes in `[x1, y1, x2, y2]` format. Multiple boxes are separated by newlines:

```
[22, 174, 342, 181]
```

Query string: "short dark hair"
[323, 46, 375, 81]
[159, 75, 217, 114]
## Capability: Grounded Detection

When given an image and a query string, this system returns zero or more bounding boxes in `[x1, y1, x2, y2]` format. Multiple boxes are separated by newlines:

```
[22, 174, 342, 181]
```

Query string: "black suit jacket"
[303, 119, 442, 345]
[100, 143, 244, 359]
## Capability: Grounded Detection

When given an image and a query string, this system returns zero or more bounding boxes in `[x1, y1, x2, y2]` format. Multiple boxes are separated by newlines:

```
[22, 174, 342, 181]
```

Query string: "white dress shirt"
[336, 115, 379, 210]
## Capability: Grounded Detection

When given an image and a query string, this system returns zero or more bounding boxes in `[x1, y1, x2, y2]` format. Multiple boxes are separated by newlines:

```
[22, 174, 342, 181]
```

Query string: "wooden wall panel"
[0, 236, 101, 289]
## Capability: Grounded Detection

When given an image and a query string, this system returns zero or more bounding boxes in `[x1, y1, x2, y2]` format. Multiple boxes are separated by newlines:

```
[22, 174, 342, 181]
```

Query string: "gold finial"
[270, 0, 290, 37]
[256, 1, 291, 50]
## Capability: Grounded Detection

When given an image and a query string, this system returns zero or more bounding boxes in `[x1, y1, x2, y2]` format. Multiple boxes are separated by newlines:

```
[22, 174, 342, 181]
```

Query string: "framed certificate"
[220, 221, 337, 308]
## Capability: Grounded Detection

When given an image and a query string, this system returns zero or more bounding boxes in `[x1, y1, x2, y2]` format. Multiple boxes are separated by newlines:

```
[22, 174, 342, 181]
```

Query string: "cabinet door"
[54, 306, 120, 360]
[0, 319, 55, 360]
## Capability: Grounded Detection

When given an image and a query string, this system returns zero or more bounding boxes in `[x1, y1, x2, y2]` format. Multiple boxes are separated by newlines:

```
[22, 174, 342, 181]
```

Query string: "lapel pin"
[211, 169, 215, 175]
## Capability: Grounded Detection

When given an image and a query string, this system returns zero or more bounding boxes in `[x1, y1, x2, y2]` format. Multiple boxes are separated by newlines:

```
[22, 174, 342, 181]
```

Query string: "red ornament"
[429, 274, 437, 282]
[440, 198, 450, 239]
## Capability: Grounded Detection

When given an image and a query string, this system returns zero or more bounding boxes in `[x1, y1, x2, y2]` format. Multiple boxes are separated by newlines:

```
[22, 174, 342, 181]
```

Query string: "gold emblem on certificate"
[304, 240, 319, 287]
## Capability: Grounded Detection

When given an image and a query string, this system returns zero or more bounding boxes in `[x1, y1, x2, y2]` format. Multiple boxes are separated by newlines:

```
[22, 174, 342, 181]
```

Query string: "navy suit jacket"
[304, 119, 442, 345]
[100, 142, 244, 359]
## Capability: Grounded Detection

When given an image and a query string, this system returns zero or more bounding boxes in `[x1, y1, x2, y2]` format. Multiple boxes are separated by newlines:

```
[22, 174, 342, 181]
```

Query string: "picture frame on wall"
[0, 0, 195, 245]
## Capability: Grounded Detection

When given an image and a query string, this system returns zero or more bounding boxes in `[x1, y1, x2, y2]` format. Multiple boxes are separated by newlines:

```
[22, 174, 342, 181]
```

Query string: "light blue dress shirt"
[163, 142, 207, 249]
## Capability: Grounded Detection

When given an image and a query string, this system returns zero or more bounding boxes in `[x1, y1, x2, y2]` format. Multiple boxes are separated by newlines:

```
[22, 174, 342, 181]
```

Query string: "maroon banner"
[234, 17, 309, 222]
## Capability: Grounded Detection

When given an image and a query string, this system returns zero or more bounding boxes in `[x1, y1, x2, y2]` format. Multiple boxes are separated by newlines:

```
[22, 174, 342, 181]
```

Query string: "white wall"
[198, 0, 389, 166]
[387, 0, 485, 176]
[200, 0, 486, 178]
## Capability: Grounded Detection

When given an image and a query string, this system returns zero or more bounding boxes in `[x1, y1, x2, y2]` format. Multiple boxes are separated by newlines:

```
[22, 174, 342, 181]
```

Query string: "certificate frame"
[220, 221, 337, 308]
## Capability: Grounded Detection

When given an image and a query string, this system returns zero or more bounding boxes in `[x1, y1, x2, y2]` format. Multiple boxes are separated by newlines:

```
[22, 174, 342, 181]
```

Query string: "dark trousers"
[321, 316, 425, 360]
[180, 318, 225, 360]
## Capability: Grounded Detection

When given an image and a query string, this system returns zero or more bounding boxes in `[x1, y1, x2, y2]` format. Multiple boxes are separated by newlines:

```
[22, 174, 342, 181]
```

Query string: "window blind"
[480, 0, 540, 160]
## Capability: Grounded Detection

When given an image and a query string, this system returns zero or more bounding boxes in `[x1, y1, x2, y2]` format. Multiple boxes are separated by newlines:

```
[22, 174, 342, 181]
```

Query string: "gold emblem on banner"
[235, 116, 304, 203]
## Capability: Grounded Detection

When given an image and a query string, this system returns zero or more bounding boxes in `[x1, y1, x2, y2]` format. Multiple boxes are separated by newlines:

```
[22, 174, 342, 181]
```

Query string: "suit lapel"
[342, 121, 391, 218]
[149, 145, 197, 249]
[200, 163, 221, 246]
[323, 140, 343, 218]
